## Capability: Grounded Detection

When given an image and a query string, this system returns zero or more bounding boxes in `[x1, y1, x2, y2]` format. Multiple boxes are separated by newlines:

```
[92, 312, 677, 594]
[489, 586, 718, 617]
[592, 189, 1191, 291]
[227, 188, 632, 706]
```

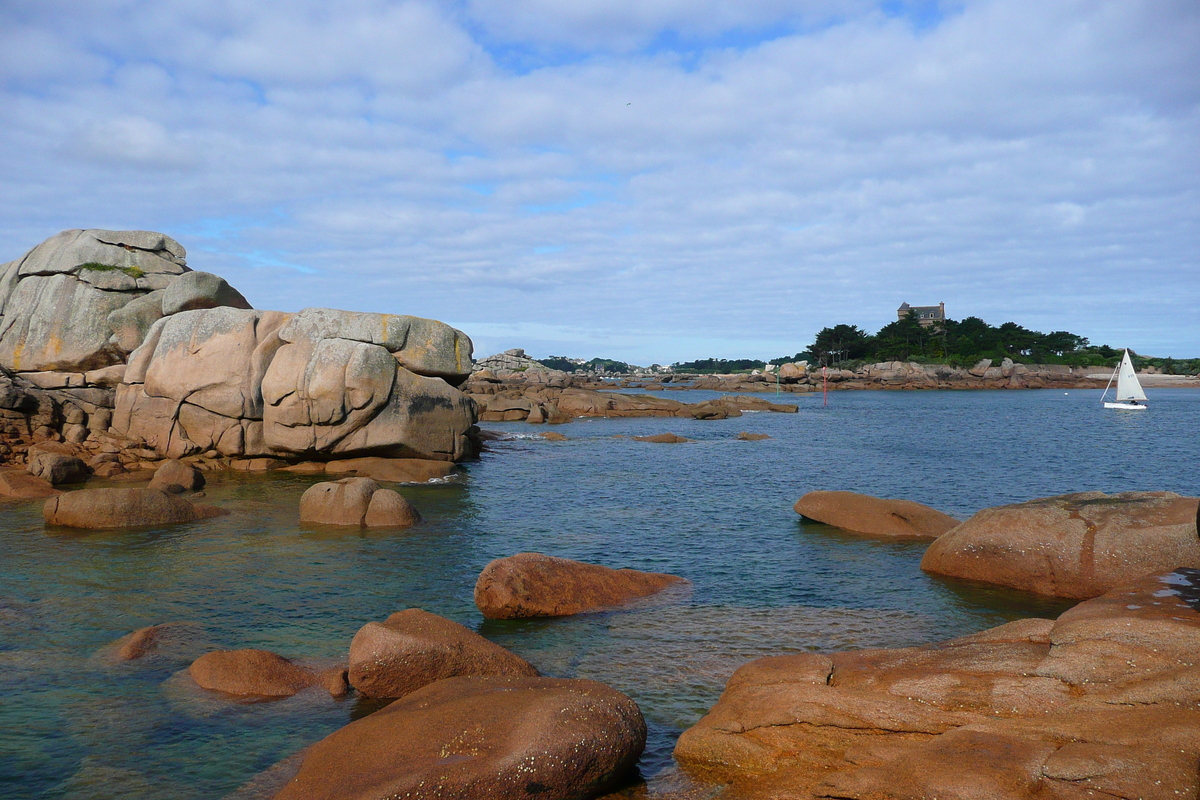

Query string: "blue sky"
[0, 0, 1197, 363]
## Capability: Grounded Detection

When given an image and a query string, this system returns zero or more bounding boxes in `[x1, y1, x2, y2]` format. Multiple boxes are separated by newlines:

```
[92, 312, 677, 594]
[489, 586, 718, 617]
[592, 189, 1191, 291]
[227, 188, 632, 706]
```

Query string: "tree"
[811, 324, 871, 366]
[874, 312, 926, 361]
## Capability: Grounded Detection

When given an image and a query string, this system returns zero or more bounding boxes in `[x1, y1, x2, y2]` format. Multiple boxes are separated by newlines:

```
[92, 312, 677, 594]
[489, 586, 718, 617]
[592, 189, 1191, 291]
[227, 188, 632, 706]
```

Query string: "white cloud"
[0, 0, 1196, 361]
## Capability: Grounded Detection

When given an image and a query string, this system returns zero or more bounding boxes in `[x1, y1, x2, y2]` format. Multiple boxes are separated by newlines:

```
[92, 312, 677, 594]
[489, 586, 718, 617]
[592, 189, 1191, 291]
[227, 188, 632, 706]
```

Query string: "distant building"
[898, 301, 945, 328]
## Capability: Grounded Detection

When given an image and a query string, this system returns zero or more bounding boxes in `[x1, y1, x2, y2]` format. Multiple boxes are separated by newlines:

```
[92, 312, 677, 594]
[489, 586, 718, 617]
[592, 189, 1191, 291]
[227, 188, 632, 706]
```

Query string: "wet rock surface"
[347, 608, 538, 699]
[189, 649, 328, 699]
[795, 490, 960, 540]
[475, 552, 689, 619]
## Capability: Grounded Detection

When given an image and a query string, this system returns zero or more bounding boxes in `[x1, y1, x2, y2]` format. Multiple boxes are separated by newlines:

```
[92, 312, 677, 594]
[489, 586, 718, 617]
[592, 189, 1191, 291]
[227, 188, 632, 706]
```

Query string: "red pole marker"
[823, 365, 828, 407]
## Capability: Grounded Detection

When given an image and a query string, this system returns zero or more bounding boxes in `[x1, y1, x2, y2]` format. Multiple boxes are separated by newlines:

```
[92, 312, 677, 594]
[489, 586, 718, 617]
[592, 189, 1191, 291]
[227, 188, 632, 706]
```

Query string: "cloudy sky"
[1, 0, 1196, 363]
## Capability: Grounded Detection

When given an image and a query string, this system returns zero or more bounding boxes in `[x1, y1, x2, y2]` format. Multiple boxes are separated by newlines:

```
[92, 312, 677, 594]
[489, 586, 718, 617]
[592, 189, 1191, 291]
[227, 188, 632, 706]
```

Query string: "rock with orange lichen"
[921, 491, 1200, 598]
[675, 569, 1200, 799]
[272, 676, 646, 800]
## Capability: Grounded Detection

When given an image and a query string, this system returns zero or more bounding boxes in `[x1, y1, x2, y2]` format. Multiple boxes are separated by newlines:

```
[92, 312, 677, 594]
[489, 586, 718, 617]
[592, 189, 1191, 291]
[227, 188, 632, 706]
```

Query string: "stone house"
[897, 301, 946, 327]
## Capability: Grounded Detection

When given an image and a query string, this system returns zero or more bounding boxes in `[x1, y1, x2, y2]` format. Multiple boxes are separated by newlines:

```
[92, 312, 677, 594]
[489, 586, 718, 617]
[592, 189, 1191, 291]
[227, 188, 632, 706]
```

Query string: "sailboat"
[1101, 350, 1148, 410]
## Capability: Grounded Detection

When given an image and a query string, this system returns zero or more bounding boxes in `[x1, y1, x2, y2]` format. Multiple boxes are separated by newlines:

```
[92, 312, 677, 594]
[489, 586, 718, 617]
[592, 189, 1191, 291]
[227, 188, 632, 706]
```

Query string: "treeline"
[534, 316, 1198, 375]
[779, 313, 1198, 372]
[541, 356, 635, 374]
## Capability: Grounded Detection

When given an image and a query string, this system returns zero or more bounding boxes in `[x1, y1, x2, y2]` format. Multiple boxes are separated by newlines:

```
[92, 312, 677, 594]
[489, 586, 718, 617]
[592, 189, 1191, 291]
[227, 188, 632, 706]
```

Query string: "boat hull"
[1104, 402, 1148, 410]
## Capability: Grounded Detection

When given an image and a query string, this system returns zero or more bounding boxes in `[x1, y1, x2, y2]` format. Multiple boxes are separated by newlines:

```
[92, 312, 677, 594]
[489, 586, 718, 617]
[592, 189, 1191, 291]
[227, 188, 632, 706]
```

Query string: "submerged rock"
[97, 622, 209, 664]
[347, 608, 538, 699]
[474, 552, 688, 619]
[43, 487, 228, 528]
[675, 568, 1200, 799]
[921, 491, 1200, 598]
[794, 490, 959, 540]
[299, 477, 421, 527]
[189, 649, 333, 699]
[272, 675, 646, 800]
[632, 433, 691, 443]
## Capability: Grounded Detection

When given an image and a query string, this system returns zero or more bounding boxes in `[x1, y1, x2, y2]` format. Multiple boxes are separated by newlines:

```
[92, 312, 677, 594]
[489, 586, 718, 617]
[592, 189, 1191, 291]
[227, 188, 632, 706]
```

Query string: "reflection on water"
[0, 388, 1195, 799]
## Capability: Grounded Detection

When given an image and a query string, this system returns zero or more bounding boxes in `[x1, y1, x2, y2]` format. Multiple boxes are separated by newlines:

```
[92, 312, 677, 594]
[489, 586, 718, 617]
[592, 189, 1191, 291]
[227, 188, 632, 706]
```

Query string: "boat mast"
[1100, 353, 1119, 404]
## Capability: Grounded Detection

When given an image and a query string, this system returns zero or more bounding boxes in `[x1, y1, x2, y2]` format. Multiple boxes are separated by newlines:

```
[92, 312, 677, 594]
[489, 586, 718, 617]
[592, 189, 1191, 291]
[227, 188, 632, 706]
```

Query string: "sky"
[0, 0, 1197, 364]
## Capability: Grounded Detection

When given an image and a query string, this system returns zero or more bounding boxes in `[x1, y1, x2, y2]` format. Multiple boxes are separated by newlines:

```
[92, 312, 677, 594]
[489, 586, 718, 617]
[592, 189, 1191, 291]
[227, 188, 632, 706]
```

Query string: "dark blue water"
[1, 388, 1196, 799]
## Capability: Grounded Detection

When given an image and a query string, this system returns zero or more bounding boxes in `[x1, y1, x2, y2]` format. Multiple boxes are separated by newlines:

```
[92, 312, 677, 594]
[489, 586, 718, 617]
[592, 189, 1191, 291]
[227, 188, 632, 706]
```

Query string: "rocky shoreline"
[4, 229, 1199, 799]
[470, 357, 1200, 396]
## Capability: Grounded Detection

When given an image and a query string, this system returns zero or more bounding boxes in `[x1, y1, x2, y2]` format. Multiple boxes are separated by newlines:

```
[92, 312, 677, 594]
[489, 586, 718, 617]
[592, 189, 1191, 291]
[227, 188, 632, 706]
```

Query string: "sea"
[1, 387, 1197, 799]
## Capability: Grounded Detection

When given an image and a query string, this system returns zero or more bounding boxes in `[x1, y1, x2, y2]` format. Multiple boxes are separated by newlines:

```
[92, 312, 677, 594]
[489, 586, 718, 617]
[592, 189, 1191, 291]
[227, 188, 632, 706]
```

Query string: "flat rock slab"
[323, 457, 455, 483]
[475, 552, 688, 619]
[0, 469, 61, 499]
[272, 675, 646, 800]
[674, 568, 1200, 799]
[43, 487, 228, 528]
[347, 608, 538, 699]
[921, 491, 1200, 598]
[795, 490, 959, 540]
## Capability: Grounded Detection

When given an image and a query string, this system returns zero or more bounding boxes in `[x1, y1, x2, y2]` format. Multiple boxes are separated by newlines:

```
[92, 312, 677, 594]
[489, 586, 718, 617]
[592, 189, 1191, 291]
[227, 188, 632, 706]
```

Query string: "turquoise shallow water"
[1, 388, 1197, 799]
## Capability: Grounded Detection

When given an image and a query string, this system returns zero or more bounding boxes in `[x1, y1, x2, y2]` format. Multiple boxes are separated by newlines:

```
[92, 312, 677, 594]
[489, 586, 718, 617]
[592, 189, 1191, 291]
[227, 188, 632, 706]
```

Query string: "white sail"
[1115, 350, 1147, 402]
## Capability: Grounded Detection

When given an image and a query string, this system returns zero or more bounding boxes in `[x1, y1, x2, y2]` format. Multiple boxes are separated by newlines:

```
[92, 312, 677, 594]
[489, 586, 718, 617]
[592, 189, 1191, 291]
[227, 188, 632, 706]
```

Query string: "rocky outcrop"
[675, 569, 1200, 799]
[467, 383, 804, 424]
[474, 552, 688, 619]
[299, 477, 421, 527]
[921, 491, 1200, 598]
[0, 230, 479, 466]
[465, 360, 1119, 401]
[794, 490, 960, 540]
[43, 487, 228, 528]
[272, 675, 646, 800]
[472, 347, 548, 373]
[114, 306, 477, 462]
[347, 608, 538, 698]
[189, 649, 341, 698]
[0, 230, 191, 373]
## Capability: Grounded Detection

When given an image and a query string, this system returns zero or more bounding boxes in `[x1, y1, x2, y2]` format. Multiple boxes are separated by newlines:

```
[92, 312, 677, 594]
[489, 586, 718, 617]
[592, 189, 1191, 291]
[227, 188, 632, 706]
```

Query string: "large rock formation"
[474, 553, 688, 619]
[794, 490, 960, 540]
[675, 568, 1200, 798]
[0, 230, 479, 466]
[272, 675, 647, 800]
[114, 306, 477, 462]
[921, 491, 1200, 598]
[347, 608, 538, 698]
